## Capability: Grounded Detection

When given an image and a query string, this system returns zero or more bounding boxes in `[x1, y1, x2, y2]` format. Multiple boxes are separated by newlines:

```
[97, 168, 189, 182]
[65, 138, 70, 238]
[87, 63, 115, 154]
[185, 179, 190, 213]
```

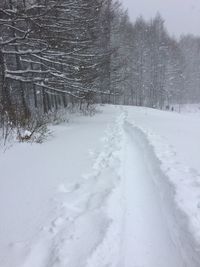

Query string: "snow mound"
[128, 117, 200, 247]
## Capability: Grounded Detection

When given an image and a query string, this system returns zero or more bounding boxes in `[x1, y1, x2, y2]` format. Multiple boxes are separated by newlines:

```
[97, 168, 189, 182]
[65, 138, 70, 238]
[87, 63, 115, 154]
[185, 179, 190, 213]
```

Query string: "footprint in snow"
[57, 183, 80, 194]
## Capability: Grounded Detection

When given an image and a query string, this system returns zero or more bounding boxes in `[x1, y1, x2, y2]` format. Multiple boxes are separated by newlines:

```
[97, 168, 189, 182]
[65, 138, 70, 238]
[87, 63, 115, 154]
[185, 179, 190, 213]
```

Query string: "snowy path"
[1, 106, 200, 267]
[87, 112, 200, 267]
[122, 122, 186, 267]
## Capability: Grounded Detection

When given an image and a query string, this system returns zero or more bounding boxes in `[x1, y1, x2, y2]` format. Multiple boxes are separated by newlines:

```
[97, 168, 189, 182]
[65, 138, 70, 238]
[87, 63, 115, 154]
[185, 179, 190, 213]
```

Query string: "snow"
[0, 108, 120, 267]
[1, 105, 200, 267]
[122, 122, 185, 267]
[124, 106, 200, 261]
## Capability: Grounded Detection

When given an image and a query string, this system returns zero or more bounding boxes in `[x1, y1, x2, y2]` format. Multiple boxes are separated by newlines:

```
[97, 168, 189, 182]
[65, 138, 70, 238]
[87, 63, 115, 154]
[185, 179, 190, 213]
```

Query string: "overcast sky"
[121, 0, 200, 37]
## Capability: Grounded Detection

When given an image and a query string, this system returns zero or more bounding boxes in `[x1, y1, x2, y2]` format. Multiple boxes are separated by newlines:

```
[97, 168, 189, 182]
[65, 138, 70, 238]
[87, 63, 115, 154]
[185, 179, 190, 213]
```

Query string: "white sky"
[121, 0, 200, 37]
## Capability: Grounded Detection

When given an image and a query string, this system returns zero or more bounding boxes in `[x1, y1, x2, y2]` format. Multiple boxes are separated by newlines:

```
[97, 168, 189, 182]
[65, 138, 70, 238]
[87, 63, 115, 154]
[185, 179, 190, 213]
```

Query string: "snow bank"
[0, 107, 126, 267]
[125, 106, 200, 248]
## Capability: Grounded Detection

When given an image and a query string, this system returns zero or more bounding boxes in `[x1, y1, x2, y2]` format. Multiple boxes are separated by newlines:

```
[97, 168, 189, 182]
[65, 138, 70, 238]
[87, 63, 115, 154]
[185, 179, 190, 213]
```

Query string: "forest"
[0, 0, 200, 136]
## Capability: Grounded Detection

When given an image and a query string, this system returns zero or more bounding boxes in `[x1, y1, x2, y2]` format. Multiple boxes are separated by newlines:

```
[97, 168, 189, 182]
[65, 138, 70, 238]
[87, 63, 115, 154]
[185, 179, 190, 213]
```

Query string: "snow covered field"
[1, 105, 200, 267]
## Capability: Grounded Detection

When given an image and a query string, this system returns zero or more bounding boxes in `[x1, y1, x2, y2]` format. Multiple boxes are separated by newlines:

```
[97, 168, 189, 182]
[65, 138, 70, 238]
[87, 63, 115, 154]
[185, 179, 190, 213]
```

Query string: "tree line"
[118, 14, 200, 108]
[0, 0, 200, 131]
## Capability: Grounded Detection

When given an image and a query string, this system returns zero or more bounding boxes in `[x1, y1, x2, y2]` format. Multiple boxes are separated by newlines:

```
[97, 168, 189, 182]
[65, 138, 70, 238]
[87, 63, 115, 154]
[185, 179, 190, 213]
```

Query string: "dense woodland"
[0, 0, 200, 135]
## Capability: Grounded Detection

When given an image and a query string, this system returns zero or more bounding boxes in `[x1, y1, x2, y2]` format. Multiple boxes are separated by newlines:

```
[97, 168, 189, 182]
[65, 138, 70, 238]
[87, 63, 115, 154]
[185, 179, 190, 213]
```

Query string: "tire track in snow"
[121, 121, 200, 267]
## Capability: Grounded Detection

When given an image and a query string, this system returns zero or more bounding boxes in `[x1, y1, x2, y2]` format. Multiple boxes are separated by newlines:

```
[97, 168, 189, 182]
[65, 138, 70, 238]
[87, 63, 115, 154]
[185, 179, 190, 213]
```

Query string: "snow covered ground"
[1, 105, 200, 267]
